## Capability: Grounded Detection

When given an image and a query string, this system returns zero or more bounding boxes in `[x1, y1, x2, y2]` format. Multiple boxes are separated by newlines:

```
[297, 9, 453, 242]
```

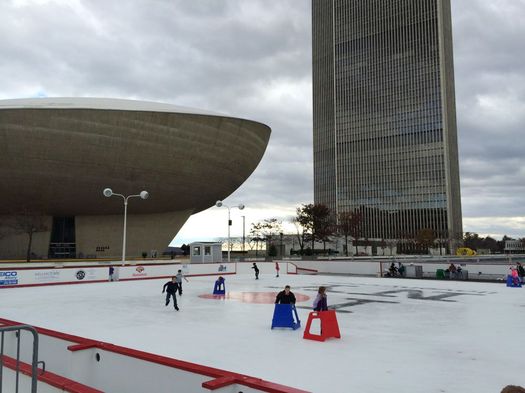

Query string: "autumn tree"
[295, 204, 333, 252]
[415, 228, 436, 253]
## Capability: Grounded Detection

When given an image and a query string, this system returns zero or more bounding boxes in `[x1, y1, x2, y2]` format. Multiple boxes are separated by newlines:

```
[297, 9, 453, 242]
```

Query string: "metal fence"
[0, 324, 40, 393]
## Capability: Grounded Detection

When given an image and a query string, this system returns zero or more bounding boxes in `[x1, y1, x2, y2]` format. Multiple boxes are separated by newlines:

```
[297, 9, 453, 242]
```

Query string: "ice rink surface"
[1, 274, 524, 393]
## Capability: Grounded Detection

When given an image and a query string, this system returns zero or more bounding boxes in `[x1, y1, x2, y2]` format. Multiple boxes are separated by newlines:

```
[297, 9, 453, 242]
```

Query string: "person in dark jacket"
[313, 286, 328, 311]
[252, 263, 259, 280]
[275, 285, 296, 304]
[162, 277, 179, 311]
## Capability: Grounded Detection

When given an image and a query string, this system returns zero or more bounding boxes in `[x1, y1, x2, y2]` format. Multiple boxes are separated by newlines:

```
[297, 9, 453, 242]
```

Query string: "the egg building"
[0, 98, 270, 259]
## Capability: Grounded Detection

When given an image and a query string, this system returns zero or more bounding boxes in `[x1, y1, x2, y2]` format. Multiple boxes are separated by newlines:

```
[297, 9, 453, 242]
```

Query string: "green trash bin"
[436, 269, 445, 279]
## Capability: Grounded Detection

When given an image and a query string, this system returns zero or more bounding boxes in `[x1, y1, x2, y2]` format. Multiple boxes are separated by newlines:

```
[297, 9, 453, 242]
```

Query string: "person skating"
[275, 285, 296, 304]
[313, 286, 328, 311]
[252, 263, 259, 280]
[162, 276, 179, 311]
[517, 262, 525, 283]
[175, 269, 189, 296]
[275, 262, 280, 277]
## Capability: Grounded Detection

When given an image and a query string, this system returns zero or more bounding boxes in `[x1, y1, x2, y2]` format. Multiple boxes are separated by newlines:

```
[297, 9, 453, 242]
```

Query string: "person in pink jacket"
[510, 267, 520, 286]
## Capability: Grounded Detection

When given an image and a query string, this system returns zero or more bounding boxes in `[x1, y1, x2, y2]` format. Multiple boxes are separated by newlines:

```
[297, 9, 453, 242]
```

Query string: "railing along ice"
[0, 325, 40, 393]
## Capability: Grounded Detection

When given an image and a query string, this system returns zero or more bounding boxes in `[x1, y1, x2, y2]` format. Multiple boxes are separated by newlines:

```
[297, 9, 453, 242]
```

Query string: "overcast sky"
[1, 0, 524, 245]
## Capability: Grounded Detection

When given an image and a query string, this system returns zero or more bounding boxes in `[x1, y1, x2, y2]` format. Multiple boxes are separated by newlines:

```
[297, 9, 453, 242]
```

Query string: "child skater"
[162, 276, 179, 311]
[252, 262, 260, 280]
[313, 286, 328, 311]
[275, 261, 280, 277]
[175, 269, 189, 295]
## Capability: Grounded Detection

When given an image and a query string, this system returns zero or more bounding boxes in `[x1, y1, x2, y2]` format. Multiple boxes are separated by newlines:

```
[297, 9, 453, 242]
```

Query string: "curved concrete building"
[0, 97, 271, 259]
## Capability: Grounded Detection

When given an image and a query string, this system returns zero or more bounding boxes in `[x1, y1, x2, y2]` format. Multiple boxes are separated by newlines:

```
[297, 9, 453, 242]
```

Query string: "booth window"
[193, 246, 201, 256]
[204, 246, 211, 256]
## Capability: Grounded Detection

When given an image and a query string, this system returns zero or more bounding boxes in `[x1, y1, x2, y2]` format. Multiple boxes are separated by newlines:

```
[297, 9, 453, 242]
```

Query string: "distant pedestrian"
[313, 286, 328, 311]
[175, 269, 189, 295]
[162, 276, 179, 311]
[252, 263, 259, 280]
[275, 285, 296, 304]
[109, 266, 115, 281]
[275, 262, 280, 278]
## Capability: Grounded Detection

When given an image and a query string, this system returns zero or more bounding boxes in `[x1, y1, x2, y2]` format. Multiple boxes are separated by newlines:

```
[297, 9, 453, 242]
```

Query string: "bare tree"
[337, 211, 361, 256]
[9, 210, 48, 262]
[337, 210, 362, 256]
[291, 216, 307, 255]
[250, 219, 282, 257]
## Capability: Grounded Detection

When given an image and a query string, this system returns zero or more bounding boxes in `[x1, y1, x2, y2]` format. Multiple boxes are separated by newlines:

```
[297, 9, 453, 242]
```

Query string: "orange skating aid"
[303, 310, 341, 342]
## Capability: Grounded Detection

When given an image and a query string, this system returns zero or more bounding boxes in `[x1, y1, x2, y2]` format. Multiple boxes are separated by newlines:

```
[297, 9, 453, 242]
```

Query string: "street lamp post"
[242, 215, 246, 253]
[215, 200, 244, 263]
[103, 188, 149, 266]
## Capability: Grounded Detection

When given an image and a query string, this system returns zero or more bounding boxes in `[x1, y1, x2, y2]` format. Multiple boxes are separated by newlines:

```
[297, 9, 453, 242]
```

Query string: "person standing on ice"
[516, 262, 525, 283]
[275, 285, 296, 304]
[275, 262, 280, 277]
[175, 269, 189, 296]
[510, 266, 520, 286]
[313, 286, 328, 311]
[251, 262, 259, 279]
[162, 277, 179, 311]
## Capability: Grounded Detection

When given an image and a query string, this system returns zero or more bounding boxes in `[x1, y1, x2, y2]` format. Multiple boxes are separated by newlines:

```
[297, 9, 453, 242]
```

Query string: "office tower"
[313, 0, 462, 250]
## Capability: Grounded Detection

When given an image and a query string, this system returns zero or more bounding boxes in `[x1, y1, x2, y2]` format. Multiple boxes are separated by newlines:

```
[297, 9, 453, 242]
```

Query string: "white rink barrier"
[0, 262, 296, 288]
[0, 318, 307, 393]
[290, 259, 516, 279]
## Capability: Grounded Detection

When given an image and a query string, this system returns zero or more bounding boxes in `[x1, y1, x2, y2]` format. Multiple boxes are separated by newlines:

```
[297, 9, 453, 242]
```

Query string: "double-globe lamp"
[103, 188, 149, 268]
[215, 200, 244, 263]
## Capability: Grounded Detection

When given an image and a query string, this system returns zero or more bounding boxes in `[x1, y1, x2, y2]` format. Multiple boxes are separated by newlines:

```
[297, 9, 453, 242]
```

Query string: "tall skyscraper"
[312, 0, 462, 250]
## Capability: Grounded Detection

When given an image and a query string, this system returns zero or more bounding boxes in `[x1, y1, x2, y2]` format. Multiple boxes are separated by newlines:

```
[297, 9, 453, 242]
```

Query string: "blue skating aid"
[271, 304, 301, 330]
[506, 275, 522, 288]
[213, 276, 226, 295]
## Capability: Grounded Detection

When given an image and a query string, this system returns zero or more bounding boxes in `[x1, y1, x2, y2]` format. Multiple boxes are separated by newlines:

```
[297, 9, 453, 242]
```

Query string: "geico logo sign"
[0, 271, 17, 277]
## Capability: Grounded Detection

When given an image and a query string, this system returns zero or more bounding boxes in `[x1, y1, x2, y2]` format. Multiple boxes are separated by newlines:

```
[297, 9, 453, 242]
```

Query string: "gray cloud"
[1, 0, 524, 238]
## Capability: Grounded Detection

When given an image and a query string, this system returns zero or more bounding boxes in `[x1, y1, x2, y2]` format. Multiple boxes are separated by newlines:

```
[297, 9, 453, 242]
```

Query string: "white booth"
[189, 242, 223, 263]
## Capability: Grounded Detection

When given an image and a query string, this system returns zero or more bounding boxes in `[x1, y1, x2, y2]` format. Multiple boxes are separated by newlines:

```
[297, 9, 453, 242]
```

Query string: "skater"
[175, 269, 189, 295]
[275, 262, 280, 277]
[388, 262, 398, 277]
[510, 267, 520, 286]
[162, 276, 179, 311]
[397, 262, 406, 277]
[446, 263, 457, 279]
[109, 266, 115, 282]
[313, 286, 328, 311]
[252, 262, 259, 280]
[517, 262, 525, 283]
[275, 285, 296, 304]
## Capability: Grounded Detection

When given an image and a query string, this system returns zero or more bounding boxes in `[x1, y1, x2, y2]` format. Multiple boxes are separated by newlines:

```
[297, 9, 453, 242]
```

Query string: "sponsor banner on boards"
[0, 271, 18, 286]
[132, 266, 147, 278]
[34, 270, 61, 283]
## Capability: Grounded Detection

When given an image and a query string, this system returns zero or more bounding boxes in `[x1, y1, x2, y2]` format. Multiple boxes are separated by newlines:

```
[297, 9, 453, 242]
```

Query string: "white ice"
[1, 274, 524, 393]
